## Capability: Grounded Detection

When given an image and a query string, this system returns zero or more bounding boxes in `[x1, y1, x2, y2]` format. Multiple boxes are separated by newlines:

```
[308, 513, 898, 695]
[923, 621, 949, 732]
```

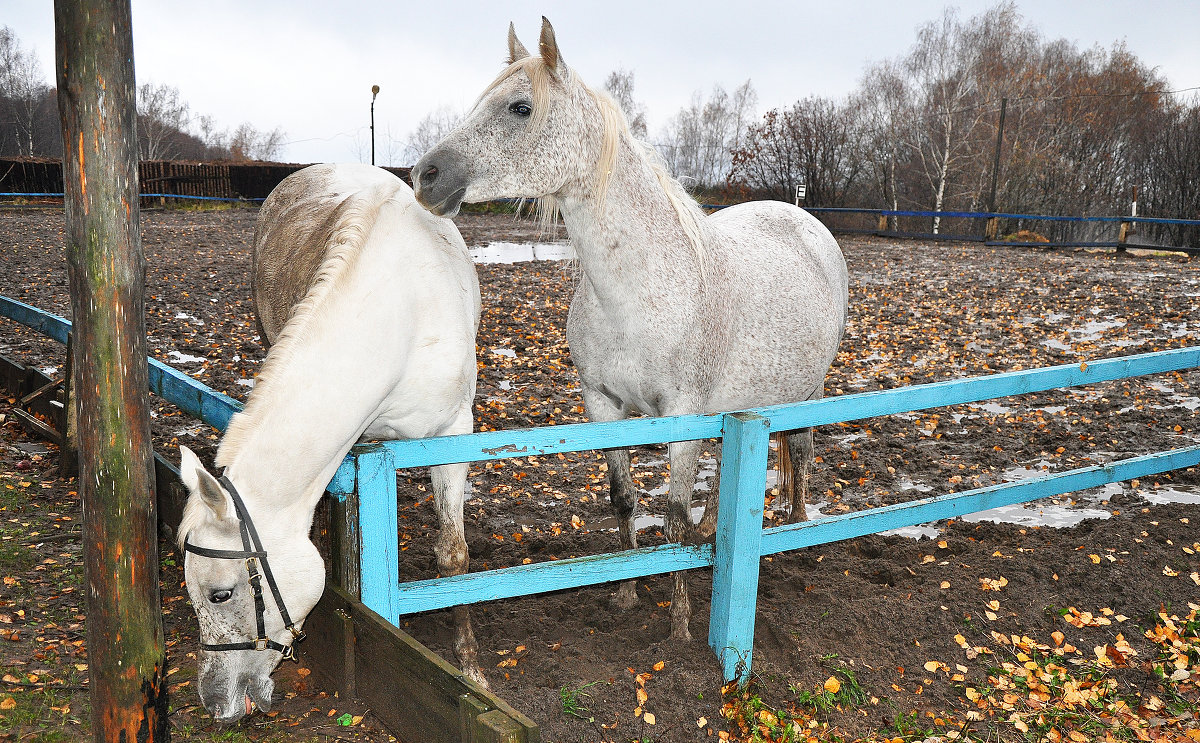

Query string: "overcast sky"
[6, 1, 1198, 165]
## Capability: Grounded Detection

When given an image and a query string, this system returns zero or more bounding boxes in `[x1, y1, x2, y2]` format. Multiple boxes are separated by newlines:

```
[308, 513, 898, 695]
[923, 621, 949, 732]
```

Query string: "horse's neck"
[218, 275, 396, 523]
[558, 141, 705, 312]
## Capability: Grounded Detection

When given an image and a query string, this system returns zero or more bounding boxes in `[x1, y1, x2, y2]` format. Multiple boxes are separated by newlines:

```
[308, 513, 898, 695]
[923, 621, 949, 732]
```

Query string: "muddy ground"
[0, 205, 1197, 742]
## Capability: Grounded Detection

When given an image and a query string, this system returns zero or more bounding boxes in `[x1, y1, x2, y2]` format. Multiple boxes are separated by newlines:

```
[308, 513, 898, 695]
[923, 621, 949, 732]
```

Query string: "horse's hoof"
[463, 665, 490, 689]
[670, 618, 692, 642]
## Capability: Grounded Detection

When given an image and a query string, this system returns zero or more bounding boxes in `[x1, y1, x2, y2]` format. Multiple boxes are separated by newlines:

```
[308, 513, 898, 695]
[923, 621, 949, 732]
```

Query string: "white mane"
[214, 188, 386, 469]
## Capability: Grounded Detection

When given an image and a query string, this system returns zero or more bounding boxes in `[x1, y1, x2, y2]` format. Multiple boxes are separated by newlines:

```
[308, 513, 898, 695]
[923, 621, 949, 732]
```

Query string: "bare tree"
[857, 61, 911, 226]
[730, 95, 864, 206]
[603, 68, 647, 138]
[402, 105, 462, 165]
[659, 80, 757, 188]
[137, 82, 190, 160]
[0, 26, 51, 155]
[229, 122, 286, 161]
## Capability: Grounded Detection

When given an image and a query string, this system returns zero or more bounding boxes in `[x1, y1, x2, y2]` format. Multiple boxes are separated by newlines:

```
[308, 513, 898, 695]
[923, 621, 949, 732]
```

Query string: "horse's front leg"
[666, 438, 703, 641]
[603, 446, 640, 609]
[430, 460, 486, 687]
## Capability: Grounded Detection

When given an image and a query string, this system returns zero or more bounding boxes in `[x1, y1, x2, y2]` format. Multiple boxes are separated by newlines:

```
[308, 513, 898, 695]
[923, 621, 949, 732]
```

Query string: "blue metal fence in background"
[2, 294, 1198, 682]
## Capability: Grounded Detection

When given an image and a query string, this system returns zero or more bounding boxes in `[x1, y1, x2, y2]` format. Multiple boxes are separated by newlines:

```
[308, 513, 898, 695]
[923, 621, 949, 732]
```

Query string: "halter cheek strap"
[183, 475, 306, 660]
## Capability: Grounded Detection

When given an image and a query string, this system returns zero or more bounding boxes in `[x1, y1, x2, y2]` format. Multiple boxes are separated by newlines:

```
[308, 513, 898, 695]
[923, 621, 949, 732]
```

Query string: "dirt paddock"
[0, 206, 1197, 742]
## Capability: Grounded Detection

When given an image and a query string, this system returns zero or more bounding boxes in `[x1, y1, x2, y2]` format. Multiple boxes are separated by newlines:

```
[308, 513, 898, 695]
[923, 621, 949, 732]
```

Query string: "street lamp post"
[370, 84, 380, 165]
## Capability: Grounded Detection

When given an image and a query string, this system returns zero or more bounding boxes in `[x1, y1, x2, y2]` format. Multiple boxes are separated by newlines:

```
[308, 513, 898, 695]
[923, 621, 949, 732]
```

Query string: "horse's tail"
[773, 431, 793, 503]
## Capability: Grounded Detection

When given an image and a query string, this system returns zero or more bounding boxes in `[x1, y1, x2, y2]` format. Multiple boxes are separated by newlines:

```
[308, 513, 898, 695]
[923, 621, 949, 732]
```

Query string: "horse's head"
[413, 17, 612, 216]
[176, 446, 325, 722]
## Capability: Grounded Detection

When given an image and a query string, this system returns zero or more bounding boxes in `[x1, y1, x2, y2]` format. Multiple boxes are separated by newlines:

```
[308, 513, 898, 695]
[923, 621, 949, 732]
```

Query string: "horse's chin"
[417, 186, 467, 217]
[204, 675, 274, 723]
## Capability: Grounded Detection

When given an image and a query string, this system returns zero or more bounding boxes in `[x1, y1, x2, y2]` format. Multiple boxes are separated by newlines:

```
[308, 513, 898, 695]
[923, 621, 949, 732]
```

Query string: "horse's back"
[708, 200, 847, 309]
[252, 164, 416, 344]
[702, 200, 849, 408]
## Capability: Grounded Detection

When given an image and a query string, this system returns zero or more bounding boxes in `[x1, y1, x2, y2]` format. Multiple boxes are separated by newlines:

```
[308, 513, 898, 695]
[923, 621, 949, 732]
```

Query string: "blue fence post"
[355, 446, 401, 624]
[708, 412, 770, 684]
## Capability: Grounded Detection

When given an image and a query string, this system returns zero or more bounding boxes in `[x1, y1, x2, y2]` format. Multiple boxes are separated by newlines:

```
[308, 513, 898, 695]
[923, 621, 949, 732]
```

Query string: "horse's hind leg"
[603, 446, 640, 609]
[431, 461, 486, 687]
[784, 429, 814, 523]
[666, 439, 703, 641]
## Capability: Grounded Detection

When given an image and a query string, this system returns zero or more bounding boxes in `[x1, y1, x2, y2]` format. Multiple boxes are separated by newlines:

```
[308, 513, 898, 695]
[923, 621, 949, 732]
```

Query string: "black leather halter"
[183, 475, 306, 660]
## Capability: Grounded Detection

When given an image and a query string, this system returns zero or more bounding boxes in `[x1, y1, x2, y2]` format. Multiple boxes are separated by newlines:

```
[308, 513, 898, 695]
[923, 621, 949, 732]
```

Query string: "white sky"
[5, 1, 1198, 165]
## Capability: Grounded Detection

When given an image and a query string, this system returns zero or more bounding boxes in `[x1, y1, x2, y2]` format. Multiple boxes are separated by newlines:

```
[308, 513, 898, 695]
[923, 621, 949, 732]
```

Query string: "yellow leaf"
[637, 688, 648, 705]
[0, 675, 17, 684]
[697, 716, 708, 727]
[0, 697, 14, 710]
[351, 715, 363, 725]
[823, 676, 841, 694]
[644, 712, 656, 725]
[940, 581, 951, 589]
[923, 660, 940, 672]
[653, 660, 665, 671]
[1164, 565, 1179, 577]
[1088, 554, 1101, 564]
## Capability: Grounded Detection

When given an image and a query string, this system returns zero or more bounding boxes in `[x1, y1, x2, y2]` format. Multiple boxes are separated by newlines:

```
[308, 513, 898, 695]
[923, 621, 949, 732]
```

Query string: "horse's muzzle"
[412, 149, 469, 217]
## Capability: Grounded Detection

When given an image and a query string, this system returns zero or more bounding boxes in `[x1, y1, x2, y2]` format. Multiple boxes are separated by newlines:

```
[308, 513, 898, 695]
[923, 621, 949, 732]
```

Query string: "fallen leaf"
[824, 676, 841, 694]
[644, 712, 656, 725]
[652, 660, 665, 671]
[0, 697, 14, 710]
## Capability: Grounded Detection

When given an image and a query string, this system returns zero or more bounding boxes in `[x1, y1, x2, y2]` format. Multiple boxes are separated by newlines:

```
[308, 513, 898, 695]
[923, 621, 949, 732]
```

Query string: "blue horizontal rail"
[382, 444, 1200, 616]
[0, 295, 242, 430]
[374, 345, 1200, 468]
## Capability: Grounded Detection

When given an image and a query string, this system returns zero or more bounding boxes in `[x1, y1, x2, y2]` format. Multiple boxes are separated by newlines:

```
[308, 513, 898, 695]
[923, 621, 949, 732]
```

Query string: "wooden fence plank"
[357, 447, 402, 624]
[708, 413, 770, 683]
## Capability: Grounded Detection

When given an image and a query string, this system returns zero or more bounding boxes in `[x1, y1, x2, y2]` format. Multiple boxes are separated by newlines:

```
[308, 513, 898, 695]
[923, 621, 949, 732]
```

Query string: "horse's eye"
[509, 101, 532, 117]
[209, 589, 233, 604]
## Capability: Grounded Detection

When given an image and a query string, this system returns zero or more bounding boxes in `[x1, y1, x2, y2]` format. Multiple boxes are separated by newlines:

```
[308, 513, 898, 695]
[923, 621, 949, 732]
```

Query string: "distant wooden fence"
[0, 156, 411, 202]
[802, 207, 1200, 254]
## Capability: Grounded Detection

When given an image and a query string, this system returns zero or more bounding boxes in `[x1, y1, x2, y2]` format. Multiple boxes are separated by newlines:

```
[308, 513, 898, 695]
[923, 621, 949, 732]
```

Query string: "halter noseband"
[183, 475, 306, 661]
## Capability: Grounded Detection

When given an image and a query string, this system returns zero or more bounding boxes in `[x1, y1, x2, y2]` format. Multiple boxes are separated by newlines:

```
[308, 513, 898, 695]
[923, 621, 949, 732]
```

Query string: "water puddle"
[470, 242, 574, 264]
[167, 350, 207, 365]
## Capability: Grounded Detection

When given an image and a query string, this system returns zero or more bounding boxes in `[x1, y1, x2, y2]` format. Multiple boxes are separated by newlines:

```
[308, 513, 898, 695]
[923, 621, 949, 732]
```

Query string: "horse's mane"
[214, 187, 386, 469]
[486, 56, 707, 275]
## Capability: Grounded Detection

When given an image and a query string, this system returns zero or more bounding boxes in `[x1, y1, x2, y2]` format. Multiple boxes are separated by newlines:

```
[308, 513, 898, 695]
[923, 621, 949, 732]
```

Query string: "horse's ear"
[507, 22, 530, 64]
[538, 16, 565, 76]
[179, 445, 231, 521]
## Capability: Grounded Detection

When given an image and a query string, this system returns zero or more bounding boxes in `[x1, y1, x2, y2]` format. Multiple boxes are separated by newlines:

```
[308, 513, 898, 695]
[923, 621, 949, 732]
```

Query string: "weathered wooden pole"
[54, 1, 169, 740]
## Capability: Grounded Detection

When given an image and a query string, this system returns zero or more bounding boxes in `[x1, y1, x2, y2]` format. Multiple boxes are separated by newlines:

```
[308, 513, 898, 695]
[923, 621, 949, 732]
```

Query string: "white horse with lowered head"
[412, 19, 848, 641]
[176, 163, 482, 721]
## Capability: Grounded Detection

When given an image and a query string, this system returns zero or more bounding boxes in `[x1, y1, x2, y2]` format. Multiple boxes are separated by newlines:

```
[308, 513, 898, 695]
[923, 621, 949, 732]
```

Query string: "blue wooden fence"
[2, 294, 1197, 681]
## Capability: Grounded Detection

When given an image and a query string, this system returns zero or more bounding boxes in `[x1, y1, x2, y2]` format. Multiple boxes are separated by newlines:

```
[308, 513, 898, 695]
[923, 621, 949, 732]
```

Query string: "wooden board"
[302, 584, 539, 743]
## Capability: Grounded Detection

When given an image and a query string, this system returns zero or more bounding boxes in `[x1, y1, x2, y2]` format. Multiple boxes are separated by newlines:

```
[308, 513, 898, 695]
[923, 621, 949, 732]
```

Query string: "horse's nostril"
[422, 165, 439, 186]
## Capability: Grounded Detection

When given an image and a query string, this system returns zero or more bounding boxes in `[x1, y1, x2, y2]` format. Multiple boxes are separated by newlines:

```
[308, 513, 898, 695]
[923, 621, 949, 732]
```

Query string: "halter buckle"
[290, 627, 307, 643]
[254, 637, 269, 652]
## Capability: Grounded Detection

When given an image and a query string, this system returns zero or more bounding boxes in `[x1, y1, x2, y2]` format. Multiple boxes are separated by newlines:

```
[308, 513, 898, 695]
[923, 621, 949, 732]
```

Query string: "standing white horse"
[412, 19, 848, 640]
[176, 164, 483, 721]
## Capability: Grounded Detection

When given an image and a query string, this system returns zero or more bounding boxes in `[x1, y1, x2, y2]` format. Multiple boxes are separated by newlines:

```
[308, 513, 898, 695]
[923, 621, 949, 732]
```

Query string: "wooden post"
[708, 412, 769, 683]
[54, 2, 169, 740]
[357, 447, 401, 624]
[985, 216, 999, 241]
[326, 456, 362, 598]
[877, 213, 888, 233]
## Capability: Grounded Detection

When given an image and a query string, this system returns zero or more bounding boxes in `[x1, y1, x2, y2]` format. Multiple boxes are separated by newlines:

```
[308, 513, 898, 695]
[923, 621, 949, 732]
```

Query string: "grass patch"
[559, 679, 605, 722]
